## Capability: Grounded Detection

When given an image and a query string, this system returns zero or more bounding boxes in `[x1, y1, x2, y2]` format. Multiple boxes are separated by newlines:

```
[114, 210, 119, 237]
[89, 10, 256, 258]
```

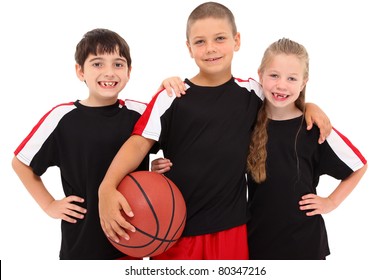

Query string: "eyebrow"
[191, 31, 229, 40]
[88, 56, 127, 63]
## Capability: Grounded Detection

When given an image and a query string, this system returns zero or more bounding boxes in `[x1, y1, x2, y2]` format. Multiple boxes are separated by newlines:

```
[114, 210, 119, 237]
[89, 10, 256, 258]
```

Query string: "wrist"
[98, 180, 118, 196]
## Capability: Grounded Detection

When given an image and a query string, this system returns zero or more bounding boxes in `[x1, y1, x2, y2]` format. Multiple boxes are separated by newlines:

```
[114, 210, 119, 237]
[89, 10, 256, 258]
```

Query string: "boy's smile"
[76, 51, 130, 106]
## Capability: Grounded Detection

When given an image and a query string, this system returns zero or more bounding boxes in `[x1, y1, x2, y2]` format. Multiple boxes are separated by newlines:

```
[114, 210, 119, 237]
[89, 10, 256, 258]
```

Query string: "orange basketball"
[108, 171, 186, 258]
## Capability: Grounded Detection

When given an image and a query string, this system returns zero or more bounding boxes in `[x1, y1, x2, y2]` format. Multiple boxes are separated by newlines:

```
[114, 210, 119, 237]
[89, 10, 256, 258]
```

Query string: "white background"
[1, 0, 388, 279]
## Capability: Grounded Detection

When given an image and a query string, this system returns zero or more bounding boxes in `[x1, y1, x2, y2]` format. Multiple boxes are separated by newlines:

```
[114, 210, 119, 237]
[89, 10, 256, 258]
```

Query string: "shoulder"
[233, 77, 264, 100]
[121, 99, 148, 115]
[302, 119, 321, 139]
[40, 101, 77, 123]
[49, 101, 77, 112]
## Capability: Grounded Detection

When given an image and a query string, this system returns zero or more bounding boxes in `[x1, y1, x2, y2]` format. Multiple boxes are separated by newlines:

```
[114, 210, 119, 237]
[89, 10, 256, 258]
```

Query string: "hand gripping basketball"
[108, 171, 187, 258]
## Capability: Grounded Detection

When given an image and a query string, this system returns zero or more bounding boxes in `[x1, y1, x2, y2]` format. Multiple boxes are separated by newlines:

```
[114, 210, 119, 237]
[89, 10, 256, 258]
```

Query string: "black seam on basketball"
[127, 173, 160, 240]
[136, 174, 177, 256]
[152, 175, 177, 254]
[133, 227, 180, 242]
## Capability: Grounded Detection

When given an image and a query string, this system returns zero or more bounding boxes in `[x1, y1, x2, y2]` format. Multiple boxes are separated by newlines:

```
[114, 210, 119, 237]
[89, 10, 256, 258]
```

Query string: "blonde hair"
[186, 2, 237, 40]
[247, 38, 309, 183]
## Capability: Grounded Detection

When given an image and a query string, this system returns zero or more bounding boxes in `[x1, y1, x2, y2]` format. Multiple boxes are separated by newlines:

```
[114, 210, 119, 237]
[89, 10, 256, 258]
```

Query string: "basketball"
[108, 171, 186, 258]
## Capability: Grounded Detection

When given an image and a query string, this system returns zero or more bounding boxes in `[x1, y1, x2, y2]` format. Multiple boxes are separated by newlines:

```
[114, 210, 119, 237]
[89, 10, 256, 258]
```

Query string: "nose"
[205, 41, 217, 53]
[275, 79, 287, 90]
[104, 66, 115, 78]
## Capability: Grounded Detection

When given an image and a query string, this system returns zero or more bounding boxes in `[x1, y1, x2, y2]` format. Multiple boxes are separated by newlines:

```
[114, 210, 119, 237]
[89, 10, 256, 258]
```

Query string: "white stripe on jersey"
[123, 99, 147, 115]
[141, 91, 178, 141]
[136, 79, 262, 141]
[326, 129, 365, 171]
[234, 77, 264, 100]
[137, 84, 190, 141]
[17, 104, 76, 166]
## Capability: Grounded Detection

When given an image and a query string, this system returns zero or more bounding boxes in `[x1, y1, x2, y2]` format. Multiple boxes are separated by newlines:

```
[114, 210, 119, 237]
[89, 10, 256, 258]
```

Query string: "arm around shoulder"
[304, 103, 332, 144]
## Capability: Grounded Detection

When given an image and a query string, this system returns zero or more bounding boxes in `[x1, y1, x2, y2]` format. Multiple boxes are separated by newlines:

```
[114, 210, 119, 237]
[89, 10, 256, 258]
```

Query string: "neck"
[266, 104, 302, 120]
[190, 72, 232, 87]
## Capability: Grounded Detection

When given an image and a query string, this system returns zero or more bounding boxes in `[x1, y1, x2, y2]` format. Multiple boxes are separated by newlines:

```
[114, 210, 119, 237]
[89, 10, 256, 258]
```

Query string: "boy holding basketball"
[11, 28, 150, 260]
[98, 2, 331, 260]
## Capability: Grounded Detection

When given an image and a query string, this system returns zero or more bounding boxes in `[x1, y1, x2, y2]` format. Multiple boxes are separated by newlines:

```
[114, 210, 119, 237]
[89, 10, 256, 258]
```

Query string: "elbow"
[11, 156, 19, 172]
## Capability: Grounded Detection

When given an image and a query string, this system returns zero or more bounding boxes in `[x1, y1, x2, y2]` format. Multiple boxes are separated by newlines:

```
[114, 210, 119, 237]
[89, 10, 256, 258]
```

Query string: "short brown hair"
[75, 28, 131, 69]
[186, 2, 237, 40]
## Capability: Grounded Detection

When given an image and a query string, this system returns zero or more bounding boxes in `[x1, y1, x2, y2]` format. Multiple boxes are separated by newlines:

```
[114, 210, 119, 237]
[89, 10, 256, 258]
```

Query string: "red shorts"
[152, 224, 248, 260]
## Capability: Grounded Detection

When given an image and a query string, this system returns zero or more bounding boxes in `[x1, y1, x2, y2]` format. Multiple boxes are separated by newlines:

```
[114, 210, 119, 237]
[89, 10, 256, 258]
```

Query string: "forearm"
[328, 164, 368, 207]
[99, 135, 154, 192]
[304, 102, 331, 143]
[11, 157, 54, 211]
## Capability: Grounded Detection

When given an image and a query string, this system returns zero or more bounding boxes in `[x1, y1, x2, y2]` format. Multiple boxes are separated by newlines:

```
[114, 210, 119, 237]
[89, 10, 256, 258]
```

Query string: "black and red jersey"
[14, 99, 149, 259]
[133, 77, 264, 236]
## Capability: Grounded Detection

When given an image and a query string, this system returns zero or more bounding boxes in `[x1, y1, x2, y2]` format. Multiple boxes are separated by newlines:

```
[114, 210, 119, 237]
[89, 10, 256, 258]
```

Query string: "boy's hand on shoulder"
[305, 103, 332, 144]
[158, 76, 187, 97]
[44, 195, 87, 224]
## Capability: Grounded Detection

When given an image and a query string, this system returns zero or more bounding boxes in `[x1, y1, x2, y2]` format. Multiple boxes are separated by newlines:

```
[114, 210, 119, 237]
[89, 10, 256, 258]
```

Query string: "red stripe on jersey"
[234, 77, 264, 100]
[332, 127, 367, 165]
[14, 102, 74, 155]
[132, 92, 160, 136]
[131, 86, 174, 140]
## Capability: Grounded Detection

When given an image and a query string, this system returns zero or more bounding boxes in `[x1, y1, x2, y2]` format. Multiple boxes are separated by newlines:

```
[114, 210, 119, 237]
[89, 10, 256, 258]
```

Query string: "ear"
[127, 66, 132, 79]
[301, 78, 308, 91]
[186, 41, 194, 58]
[234, 32, 241, 52]
[258, 69, 264, 85]
[75, 64, 84, 81]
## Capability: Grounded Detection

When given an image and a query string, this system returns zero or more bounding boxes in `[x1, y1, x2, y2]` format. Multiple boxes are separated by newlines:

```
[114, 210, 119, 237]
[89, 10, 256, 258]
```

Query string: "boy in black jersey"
[98, 2, 330, 260]
[12, 28, 149, 259]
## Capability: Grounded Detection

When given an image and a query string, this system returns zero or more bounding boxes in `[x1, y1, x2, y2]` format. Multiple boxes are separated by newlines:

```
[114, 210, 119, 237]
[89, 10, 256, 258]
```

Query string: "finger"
[153, 166, 171, 174]
[301, 193, 316, 200]
[151, 162, 165, 170]
[306, 116, 313, 130]
[305, 209, 319, 216]
[162, 81, 176, 97]
[165, 88, 173, 97]
[110, 220, 131, 241]
[67, 203, 87, 214]
[65, 209, 85, 220]
[104, 223, 121, 243]
[118, 218, 136, 234]
[174, 85, 186, 97]
[318, 128, 326, 144]
[100, 219, 126, 243]
[179, 84, 187, 95]
[66, 195, 85, 203]
[100, 220, 113, 240]
[62, 214, 77, 224]
[119, 198, 134, 219]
